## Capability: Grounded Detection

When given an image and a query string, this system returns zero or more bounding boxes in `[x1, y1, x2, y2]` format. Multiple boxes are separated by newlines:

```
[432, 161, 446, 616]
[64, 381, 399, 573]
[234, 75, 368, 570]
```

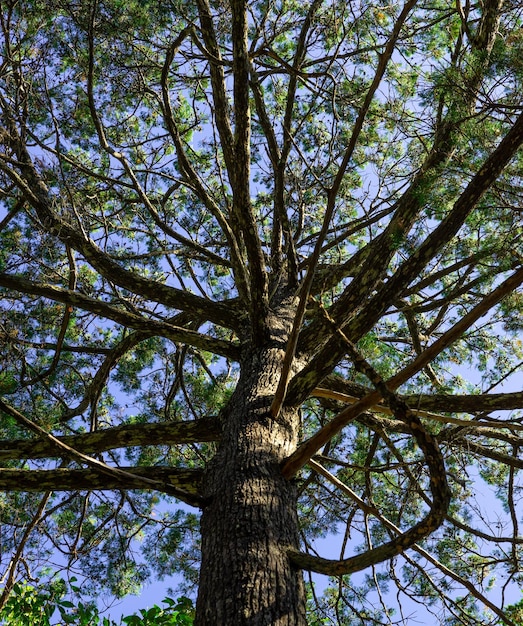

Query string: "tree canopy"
[0, 0, 523, 623]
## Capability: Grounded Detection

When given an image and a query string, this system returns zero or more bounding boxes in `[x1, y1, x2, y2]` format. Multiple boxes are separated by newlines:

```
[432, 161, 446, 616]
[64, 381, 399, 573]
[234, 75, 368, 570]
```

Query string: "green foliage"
[500, 595, 523, 625]
[1, 0, 523, 623]
[0, 579, 194, 626]
[121, 597, 194, 626]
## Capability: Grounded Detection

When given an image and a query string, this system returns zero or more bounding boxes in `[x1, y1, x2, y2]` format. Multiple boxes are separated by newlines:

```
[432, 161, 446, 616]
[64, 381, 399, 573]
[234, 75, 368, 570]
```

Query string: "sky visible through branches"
[1, 0, 523, 624]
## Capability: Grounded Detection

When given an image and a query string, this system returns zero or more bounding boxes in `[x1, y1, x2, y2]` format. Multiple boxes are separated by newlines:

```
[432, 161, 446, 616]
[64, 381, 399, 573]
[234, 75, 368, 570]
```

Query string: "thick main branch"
[0, 418, 220, 462]
[0, 467, 203, 506]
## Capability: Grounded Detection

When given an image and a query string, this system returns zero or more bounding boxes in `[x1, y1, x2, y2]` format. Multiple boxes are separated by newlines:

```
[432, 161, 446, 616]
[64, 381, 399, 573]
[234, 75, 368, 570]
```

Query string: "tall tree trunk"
[195, 303, 307, 625]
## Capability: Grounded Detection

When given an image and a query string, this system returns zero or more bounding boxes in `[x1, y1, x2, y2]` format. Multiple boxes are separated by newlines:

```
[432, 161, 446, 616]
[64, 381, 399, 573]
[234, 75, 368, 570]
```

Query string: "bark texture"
[195, 297, 307, 625]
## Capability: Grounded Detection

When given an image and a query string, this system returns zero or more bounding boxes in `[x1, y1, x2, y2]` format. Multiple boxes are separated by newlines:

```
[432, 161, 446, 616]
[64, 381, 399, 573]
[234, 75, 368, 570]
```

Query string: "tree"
[0, 0, 522, 623]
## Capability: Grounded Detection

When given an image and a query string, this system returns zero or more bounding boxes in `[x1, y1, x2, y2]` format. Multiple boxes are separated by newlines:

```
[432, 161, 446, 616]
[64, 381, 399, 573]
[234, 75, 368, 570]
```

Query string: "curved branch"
[22, 246, 77, 388]
[289, 457, 446, 576]
[63, 328, 160, 422]
[289, 460, 514, 625]
[284, 302, 452, 545]
[290, 307, 449, 567]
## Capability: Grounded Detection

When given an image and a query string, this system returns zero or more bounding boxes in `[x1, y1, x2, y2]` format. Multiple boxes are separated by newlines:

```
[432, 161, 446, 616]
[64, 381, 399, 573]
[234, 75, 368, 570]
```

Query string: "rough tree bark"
[195, 291, 307, 625]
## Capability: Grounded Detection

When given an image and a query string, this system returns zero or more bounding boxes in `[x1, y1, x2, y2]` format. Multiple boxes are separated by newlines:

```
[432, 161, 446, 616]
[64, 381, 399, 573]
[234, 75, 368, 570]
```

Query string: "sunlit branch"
[312, 388, 523, 432]
[271, 0, 418, 419]
[283, 267, 523, 475]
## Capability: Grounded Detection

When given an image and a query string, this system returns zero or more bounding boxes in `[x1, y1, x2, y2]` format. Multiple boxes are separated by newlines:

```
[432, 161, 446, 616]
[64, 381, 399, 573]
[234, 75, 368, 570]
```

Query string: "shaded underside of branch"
[0, 273, 240, 359]
[0, 467, 204, 507]
[0, 418, 221, 462]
